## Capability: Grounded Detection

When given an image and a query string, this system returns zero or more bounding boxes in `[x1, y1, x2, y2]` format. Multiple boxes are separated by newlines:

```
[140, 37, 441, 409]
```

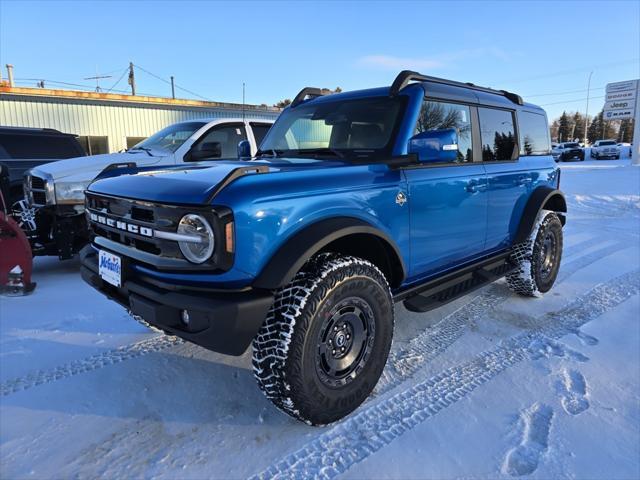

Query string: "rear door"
[404, 99, 488, 280]
[480, 107, 531, 251]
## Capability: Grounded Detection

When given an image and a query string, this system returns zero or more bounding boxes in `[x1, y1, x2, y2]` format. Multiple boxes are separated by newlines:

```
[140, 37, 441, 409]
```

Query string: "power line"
[540, 95, 605, 107]
[523, 85, 606, 98]
[133, 63, 210, 101]
[106, 67, 129, 93]
[503, 58, 640, 84]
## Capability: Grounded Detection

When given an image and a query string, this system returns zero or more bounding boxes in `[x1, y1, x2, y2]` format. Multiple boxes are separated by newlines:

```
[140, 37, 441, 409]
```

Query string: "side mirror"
[189, 141, 222, 161]
[409, 128, 459, 163]
[237, 140, 251, 159]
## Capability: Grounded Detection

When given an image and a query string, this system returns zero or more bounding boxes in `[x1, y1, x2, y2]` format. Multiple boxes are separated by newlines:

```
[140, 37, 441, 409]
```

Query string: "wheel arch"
[253, 217, 407, 290]
[513, 187, 567, 244]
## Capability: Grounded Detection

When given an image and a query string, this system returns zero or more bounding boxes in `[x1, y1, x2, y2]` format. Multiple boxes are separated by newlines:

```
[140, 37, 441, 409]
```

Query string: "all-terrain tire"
[506, 209, 563, 297]
[252, 253, 394, 425]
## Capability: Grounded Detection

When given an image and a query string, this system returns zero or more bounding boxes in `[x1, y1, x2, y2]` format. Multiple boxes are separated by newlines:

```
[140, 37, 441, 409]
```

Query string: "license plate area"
[99, 250, 122, 287]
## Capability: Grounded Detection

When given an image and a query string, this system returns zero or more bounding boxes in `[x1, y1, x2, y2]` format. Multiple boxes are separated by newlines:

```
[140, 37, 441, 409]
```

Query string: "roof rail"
[390, 70, 524, 106]
[291, 87, 329, 107]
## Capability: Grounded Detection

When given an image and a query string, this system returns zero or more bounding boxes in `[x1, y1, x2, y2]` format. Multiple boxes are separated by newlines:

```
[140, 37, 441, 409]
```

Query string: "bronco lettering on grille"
[90, 213, 154, 237]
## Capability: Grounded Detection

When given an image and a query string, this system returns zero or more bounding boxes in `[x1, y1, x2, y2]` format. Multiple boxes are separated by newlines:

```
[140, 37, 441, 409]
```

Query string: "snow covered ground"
[1, 159, 639, 479]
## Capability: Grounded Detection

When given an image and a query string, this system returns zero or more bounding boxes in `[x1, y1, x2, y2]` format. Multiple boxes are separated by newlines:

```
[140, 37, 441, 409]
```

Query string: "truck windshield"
[259, 96, 404, 159]
[599, 141, 616, 146]
[131, 121, 207, 154]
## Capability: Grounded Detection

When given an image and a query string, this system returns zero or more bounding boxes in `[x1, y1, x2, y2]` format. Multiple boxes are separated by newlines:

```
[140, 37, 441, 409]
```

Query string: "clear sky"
[1, 0, 639, 121]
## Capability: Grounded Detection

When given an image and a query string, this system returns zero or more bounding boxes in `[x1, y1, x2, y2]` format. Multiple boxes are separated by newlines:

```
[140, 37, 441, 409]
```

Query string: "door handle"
[466, 180, 486, 193]
[517, 176, 532, 186]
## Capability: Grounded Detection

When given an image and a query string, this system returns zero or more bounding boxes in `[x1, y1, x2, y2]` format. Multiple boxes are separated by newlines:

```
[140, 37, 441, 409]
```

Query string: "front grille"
[86, 193, 185, 261]
[27, 174, 49, 206]
[32, 191, 47, 205]
[31, 176, 45, 190]
[86, 192, 234, 271]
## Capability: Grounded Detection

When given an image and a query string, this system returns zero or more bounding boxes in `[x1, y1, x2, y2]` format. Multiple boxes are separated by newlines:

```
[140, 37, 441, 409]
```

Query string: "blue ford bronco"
[81, 71, 566, 425]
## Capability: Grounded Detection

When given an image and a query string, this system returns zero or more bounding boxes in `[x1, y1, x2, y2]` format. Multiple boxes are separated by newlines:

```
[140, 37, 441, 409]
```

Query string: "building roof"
[0, 86, 280, 113]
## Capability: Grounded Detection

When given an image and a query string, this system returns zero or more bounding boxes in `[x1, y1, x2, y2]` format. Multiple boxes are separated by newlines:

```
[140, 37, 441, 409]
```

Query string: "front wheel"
[506, 210, 563, 297]
[252, 253, 394, 425]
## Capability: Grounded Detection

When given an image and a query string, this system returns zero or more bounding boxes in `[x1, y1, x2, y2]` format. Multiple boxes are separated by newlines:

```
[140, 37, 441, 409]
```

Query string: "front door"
[404, 100, 488, 281]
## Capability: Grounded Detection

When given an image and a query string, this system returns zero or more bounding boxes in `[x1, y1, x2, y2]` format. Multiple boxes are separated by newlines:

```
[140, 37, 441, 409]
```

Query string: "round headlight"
[177, 214, 215, 264]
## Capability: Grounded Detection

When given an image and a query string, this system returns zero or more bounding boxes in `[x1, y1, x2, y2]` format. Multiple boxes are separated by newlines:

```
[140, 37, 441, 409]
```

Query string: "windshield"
[599, 140, 616, 146]
[259, 96, 405, 159]
[131, 121, 207, 153]
[564, 143, 579, 148]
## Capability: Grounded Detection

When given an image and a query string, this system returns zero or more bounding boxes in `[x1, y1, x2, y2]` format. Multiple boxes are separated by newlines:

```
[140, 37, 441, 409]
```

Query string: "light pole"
[584, 71, 593, 146]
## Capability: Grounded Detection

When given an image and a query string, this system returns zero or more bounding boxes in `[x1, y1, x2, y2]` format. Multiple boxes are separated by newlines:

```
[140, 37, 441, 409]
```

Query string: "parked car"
[0, 127, 86, 203]
[552, 142, 584, 162]
[19, 118, 273, 259]
[80, 71, 565, 425]
[590, 140, 620, 160]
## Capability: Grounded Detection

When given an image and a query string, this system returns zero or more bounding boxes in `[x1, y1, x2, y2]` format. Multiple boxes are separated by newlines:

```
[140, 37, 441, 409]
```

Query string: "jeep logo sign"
[89, 212, 154, 237]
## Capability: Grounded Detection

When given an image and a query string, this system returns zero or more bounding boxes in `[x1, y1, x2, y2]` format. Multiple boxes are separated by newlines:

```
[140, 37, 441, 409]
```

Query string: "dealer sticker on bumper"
[99, 250, 122, 288]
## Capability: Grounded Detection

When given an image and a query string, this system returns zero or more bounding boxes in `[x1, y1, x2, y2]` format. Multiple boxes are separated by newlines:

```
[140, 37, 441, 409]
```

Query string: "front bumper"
[80, 244, 274, 356]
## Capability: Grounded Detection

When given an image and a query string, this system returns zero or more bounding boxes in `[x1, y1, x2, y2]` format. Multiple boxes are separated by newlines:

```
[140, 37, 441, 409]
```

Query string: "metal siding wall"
[0, 95, 279, 152]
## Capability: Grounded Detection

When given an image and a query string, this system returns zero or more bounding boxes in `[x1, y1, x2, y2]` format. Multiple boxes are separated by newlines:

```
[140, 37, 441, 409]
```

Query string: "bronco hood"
[87, 158, 344, 205]
[88, 162, 273, 205]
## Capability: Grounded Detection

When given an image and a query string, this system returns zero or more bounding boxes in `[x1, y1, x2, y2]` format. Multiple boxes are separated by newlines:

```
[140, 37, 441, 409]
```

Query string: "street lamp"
[584, 71, 593, 146]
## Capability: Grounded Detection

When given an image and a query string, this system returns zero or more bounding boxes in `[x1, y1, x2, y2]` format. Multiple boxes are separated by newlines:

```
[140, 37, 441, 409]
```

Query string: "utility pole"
[6, 64, 14, 87]
[128, 62, 136, 96]
[584, 71, 593, 146]
[170, 76, 175, 99]
[242, 82, 246, 123]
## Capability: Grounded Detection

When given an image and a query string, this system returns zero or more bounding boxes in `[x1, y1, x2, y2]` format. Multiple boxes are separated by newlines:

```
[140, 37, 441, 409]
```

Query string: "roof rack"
[390, 70, 523, 106]
[290, 87, 330, 107]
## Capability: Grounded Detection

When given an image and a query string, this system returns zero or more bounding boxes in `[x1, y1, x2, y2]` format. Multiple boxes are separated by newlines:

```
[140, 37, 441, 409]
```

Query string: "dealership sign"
[604, 80, 638, 120]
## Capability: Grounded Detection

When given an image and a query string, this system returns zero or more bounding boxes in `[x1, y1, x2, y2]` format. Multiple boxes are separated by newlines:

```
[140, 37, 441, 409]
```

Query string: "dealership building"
[0, 86, 280, 155]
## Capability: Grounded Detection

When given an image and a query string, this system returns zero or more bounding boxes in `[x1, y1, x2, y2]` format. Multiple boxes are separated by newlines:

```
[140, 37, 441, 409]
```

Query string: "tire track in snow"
[0, 238, 625, 398]
[0, 335, 183, 396]
[251, 269, 639, 480]
[375, 239, 628, 397]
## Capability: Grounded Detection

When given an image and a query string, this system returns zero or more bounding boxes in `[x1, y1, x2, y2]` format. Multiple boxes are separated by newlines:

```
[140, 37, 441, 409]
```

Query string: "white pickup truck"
[590, 139, 620, 160]
[17, 118, 273, 259]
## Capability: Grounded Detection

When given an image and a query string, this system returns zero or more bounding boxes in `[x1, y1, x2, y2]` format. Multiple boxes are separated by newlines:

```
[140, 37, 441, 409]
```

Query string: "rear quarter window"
[518, 111, 551, 156]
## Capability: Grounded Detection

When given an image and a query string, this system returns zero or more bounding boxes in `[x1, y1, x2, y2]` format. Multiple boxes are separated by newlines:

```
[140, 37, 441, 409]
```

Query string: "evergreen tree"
[618, 119, 634, 143]
[549, 119, 560, 142]
[558, 111, 571, 142]
[274, 98, 292, 108]
[587, 110, 604, 143]
[572, 112, 586, 142]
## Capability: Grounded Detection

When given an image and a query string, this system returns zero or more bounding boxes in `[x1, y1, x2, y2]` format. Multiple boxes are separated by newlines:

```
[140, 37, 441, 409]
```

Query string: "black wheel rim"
[539, 230, 558, 281]
[316, 296, 375, 388]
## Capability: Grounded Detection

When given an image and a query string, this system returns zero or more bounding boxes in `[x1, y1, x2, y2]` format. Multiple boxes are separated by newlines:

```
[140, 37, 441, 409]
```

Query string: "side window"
[250, 123, 271, 147]
[478, 108, 517, 161]
[78, 136, 109, 156]
[198, 124, 247, 158]
[518, 111, 550, 156]
[415, 101, 473, 163]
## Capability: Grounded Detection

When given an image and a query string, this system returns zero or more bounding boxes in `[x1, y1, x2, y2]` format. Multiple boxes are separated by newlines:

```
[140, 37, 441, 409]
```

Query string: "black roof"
[0, 126, 77, 137]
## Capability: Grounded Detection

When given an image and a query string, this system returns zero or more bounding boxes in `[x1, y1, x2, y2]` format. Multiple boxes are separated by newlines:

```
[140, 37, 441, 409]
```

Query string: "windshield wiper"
[288, 148, 345, 159]
[127, 146, 154, 157]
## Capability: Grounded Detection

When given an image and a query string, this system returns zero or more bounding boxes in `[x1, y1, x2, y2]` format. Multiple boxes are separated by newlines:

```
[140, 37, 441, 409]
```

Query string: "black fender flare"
[253, 217, 407, 290]
[513, 187, 567, 244]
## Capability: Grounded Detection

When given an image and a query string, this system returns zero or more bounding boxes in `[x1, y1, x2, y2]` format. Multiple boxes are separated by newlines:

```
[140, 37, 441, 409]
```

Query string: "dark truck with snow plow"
[80, 71, 566, 425]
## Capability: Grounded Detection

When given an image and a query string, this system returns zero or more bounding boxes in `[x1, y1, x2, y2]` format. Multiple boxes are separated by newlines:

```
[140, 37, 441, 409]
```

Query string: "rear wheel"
[252, 253, 394, 425]
[507, 210, 563, 297]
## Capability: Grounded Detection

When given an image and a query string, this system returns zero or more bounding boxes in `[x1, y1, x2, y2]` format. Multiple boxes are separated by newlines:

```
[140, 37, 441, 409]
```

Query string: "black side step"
[397, 255, 516, 313]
